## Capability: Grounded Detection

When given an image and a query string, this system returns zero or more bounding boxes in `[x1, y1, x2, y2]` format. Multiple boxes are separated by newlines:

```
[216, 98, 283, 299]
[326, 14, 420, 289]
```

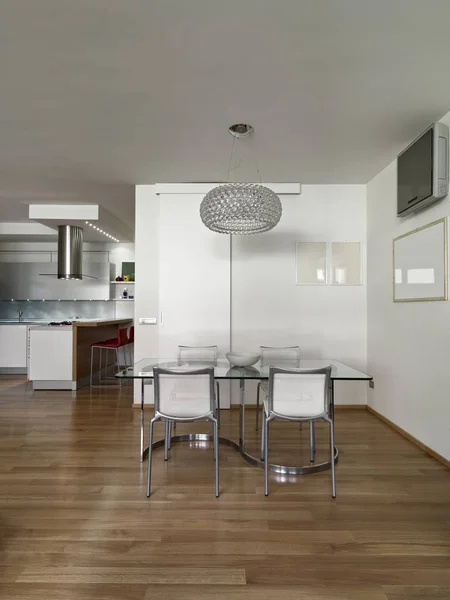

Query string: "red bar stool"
[126, 325, 134, 367]
[90, 327, 129, 387]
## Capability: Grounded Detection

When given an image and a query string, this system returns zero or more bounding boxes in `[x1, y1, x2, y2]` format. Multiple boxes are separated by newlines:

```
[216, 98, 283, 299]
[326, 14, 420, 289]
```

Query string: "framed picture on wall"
[330, 242, 362, 285]
[393, 217, 448, 302]
[295, 242, 327, 284]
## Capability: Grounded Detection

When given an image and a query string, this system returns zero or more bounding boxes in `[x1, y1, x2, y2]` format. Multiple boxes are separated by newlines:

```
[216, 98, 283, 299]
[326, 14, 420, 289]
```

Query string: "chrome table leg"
[239, 378, 245, 451]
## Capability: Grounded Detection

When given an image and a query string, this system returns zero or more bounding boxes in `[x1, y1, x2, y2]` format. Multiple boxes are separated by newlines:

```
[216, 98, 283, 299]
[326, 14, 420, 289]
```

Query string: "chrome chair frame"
[261, 366, 335, 498]
[90, 345, 124, 387]
[256, 346, 301, 430]
[147, 366, 219, 498]
[177, 345, 221, 428]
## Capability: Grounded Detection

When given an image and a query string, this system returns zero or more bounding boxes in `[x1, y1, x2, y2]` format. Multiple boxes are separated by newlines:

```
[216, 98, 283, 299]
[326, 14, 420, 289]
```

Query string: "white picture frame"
[295, 242, 327, 285]
[393, 217, 447, 302]
[330, 242, 362, 286]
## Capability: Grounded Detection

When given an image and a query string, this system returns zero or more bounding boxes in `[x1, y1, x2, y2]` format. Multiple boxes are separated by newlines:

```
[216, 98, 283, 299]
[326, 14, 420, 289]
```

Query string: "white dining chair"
[260, 366, 335, 498]
[147, 366, 219, 498]
[178, 345, 221, 428]
[256, 346, 300, 430]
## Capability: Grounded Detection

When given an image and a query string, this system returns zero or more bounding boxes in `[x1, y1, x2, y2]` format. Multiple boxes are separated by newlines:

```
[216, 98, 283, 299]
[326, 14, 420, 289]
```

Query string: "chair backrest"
[153, 366, 215, 419]
[178, 345, 218, 365]
[128, 325, 134, 344]
[260, 345, 300, 367]
[268, 366, 331, 419]
[117, 328, 129, 347]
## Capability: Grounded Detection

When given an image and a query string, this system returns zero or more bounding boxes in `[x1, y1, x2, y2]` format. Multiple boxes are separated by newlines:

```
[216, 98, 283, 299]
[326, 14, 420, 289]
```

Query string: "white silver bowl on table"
[226, 352, 260, 367]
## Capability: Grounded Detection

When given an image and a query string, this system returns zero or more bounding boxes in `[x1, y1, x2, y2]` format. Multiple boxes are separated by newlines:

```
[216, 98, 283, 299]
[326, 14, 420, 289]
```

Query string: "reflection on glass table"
[116, 357, 372, 476]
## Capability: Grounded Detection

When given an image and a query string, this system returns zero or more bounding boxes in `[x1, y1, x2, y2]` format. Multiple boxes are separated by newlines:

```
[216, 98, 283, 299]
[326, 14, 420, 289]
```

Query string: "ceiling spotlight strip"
[200, 124, 282, 235]
[85, 221, 119, 242]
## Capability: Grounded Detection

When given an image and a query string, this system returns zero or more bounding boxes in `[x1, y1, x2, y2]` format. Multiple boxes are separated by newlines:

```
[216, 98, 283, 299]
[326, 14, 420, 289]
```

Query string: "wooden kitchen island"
[29, 319, 132, 390]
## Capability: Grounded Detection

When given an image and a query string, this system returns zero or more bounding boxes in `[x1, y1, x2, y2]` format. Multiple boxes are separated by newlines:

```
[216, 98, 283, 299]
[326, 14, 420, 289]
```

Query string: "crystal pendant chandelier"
[200, 125, 282, 235]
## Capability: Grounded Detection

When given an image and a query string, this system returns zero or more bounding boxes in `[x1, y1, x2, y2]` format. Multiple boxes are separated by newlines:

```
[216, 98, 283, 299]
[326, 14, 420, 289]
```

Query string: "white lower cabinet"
[29, 328, 73, 388]
[0, 325, 27, 372]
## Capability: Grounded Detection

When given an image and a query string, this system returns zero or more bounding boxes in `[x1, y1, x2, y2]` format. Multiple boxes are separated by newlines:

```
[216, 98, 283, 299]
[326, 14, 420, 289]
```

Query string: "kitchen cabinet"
[29, 327, 73, 388]
[0, 325, 27, 373]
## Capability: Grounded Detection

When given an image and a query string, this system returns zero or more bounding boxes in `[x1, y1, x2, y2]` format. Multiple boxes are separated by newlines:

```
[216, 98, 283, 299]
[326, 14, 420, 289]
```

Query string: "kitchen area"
[0, 212, 135, 390]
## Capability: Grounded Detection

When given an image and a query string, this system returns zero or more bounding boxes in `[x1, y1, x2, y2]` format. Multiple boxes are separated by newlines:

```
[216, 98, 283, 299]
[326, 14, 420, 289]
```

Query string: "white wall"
[134, 184, 367, 405]
[367, 110, 450, 461]
[134, 186, 159, 404]
[232, 185, 367, 405]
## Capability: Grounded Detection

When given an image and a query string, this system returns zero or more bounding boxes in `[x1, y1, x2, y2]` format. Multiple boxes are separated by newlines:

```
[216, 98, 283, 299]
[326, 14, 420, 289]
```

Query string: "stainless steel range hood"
[58, 225, 83, 280]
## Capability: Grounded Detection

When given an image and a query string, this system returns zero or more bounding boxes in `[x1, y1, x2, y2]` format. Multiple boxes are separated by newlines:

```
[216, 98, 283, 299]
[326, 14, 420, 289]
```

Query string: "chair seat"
[91, 339, 120, 348]
[91, 338, 116, 348]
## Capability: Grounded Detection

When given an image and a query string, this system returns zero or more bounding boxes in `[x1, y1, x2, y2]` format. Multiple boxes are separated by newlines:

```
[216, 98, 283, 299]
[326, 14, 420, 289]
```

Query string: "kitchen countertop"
[2, 318, 133, 329]
[0, 321, 49, 325]
[27, 318, 132, 331]
[28, 325, 72, 331]
[72, 318, 132, 327]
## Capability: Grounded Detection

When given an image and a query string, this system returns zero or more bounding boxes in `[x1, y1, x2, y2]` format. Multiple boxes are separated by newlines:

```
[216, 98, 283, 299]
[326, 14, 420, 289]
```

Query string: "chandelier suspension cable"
[226, 133, 237, 183]
[251, 135, 262, 184]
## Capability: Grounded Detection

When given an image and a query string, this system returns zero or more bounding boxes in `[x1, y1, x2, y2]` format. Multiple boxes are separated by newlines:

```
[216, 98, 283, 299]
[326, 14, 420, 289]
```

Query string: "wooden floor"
[0, 379, 449, 599]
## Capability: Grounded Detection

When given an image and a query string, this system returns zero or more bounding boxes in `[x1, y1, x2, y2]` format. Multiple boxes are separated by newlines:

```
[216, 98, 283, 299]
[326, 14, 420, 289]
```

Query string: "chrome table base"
[140, 378, 338, 475]
[144, 432, 338, 475]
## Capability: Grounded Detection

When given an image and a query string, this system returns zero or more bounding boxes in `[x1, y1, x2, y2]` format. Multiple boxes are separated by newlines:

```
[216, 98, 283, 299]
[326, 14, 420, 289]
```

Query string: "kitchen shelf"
[110, 281, 135, 284]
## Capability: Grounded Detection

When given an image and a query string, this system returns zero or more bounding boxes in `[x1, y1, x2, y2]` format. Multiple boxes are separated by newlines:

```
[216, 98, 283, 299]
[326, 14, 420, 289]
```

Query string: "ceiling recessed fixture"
[200, 124, 282, 235]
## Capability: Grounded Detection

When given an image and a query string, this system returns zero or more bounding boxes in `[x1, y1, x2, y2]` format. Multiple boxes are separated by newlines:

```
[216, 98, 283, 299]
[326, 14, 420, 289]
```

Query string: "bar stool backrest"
[117, 328, 129, 347]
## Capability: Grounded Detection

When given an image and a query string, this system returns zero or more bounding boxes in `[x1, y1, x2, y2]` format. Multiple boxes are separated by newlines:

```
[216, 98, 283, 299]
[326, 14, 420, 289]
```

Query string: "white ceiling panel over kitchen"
[1, 0, 450, 226]
[28, 204, 134, 242]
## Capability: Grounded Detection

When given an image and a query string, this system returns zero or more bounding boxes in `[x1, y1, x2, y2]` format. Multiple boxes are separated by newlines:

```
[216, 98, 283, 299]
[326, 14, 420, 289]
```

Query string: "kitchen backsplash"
[0, 300, 115, 321]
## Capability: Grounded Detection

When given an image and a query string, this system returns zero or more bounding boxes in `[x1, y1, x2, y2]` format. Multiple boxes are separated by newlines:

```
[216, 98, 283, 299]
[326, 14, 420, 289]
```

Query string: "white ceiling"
[1, 0, 450, 228]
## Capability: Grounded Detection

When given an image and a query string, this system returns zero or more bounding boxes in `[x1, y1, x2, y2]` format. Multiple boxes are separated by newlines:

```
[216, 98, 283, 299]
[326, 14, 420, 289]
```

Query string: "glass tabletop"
[116, 358, 372, 381]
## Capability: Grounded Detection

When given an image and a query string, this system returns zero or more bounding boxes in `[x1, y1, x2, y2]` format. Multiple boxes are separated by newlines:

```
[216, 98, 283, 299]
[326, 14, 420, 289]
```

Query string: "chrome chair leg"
[260, 411, 265, 461]
[256, 382, 261, 430]
[103, 347, 108, 379]
[216, 381, 221, 429]
[214, 419, 219, 497]
[115, 349, 122, 386]
[264, 416, 269, 496]
[164, 421, 170, 461]
[168, 421, 172, 449]
[146, 418, 156, 497]
[330, 419, 336, 498]
[90, 346, 95, 387]
[309, 421, 315, 463]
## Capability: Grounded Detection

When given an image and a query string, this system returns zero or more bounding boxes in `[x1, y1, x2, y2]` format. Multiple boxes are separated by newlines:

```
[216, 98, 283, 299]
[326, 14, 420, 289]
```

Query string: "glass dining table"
[116, 358, 372, 475]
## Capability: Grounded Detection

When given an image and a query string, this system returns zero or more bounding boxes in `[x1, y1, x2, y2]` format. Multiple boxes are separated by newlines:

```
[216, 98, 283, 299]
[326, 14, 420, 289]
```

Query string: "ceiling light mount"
[228, 123, 254, 138]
